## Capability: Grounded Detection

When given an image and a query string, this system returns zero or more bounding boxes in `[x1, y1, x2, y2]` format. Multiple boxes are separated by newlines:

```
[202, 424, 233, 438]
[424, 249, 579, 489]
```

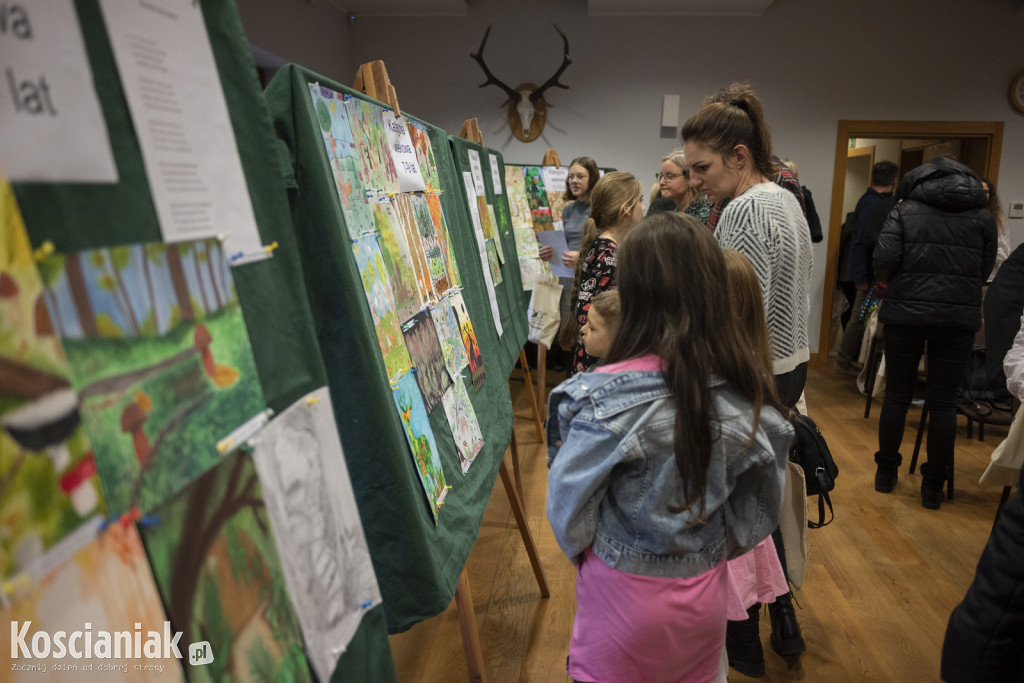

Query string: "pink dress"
[725, 538, 789, 620]
[566, 355, 728, 683]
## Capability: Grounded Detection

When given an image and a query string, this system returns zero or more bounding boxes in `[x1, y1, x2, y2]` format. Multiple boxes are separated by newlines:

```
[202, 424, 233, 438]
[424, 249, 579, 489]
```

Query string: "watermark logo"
[188, 641, 213, 666]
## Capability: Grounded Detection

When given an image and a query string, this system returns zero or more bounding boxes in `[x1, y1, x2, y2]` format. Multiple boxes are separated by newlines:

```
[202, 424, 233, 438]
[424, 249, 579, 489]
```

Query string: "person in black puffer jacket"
[871, 157, 997, 510]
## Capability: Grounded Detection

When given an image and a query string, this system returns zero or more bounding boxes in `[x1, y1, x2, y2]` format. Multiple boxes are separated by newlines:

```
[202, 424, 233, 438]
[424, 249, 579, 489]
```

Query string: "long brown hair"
[680, 82, 777, 180]
[562, 156, 599, 202]
[722, 249, 777, 386]
[607, 213, 779, 515]
[559, 171, 642, 348]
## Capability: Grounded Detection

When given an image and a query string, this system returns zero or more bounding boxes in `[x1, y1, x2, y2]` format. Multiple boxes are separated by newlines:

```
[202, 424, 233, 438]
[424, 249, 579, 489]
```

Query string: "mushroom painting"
[0, 178, 105, 581]
[35, 237, 266, 516]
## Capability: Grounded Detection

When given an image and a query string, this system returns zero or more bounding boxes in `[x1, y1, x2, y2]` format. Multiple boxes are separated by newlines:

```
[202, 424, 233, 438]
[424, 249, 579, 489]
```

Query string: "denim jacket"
[546, 369, 793, 578]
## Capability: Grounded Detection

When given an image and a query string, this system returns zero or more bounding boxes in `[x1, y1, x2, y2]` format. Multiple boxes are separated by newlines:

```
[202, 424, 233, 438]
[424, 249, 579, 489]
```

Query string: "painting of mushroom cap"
[141, 451, 311, 683]
[37, 239, 266, 516]
[0, 179, 106, 581]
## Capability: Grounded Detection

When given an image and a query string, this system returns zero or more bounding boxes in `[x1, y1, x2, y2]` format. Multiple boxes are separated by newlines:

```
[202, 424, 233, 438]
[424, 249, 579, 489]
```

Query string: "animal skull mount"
[470, 24, 571, 143]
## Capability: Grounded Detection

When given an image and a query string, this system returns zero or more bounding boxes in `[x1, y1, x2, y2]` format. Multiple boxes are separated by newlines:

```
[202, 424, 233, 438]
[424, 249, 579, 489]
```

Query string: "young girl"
[558, 171, 643, 375]
[580, 290, 619, 363]
[721, 249, 792, 678]
[547, 213, 793, 683]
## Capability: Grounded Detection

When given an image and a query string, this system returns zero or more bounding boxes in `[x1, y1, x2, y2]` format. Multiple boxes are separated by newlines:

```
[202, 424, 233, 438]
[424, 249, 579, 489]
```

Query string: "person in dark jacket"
[871, 158, 997, 509]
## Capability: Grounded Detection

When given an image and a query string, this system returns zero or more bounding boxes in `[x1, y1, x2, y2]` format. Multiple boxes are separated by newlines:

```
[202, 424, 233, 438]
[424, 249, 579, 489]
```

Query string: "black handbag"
[789, 412, 838, 528]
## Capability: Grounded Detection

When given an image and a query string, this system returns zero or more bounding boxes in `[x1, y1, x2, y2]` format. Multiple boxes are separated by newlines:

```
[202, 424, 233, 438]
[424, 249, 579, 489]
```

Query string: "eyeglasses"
[656, 171, 688, 181]
[567, 173, 589, 180]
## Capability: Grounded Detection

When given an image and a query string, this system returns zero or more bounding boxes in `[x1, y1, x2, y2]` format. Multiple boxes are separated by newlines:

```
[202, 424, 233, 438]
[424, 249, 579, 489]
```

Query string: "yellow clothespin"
[306, 396, 320, 406]
[217, 436, 235, 454]
[3, 574, 32, 598]
[33, 240, 55, 262]
[264, 241, 279, 256]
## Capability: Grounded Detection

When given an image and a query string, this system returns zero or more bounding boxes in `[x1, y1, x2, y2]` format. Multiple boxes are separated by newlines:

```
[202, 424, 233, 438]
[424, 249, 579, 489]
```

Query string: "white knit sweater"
[716, 182, 814, 375]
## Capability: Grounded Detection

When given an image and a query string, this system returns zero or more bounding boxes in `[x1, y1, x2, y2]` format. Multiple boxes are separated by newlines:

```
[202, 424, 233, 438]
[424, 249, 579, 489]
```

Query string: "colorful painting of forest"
[141, 452, 312, 683]
[372, 197, 421, 323]
[309, 84, 375, 239]
[38, 239, 266, 516]
[449, 291, 486, 391]
[429, 296, 469, 380]
[409, 193, 450, 297]
[352, 234, 412, 382]
[0, 523, 184, 682]
[345, 96, 399, 193]
[406, 119, 441, 192]
[425, 194, 461, 289]
[401, 311, 451, 414]
[0, 180, 106, 580]
[391, 371, 446, 523]
[391, 194, 435, 305]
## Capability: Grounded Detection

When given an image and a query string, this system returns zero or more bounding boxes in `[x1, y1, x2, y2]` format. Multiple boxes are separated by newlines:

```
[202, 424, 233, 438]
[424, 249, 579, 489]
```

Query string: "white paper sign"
[488, 154, 503, 195]
[464, 171, 502, 336]
[383, 111, 425, 192]
[542, 165, 568, 194]
[467, 149, 486, 197]
[0, 0, 118, 182]
[98, 0, 263, 263]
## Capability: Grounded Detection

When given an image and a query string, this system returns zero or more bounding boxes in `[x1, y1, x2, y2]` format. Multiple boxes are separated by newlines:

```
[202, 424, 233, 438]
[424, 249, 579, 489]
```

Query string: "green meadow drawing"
[410, 193, 450, 297]
[392, 371, 446, 523]
[373, 196, 422, 323]
[0, 179, 106, 580]
[345, 96, 400, 193]
[39, 239, 266, 516]
[352, 234, 413, 382]
[141, 452, 312, 683]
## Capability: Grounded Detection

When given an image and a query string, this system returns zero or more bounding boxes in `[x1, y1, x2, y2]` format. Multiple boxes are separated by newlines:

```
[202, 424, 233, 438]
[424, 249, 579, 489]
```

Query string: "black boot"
[726, 603, 765, 678]
[768, 592, 806, 670]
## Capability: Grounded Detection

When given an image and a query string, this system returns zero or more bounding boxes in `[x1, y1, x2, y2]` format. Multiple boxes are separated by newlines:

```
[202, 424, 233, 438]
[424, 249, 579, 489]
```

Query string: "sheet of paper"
[0, 0, 117, 182]
[98, 0, 263, 263]
[488, 154, 503, 195]
[542, 166, 568, 195]
[383, 111, 426, 192]
[537, 230, 574, 277]
[251, 388, 382, 680]
[463, 172, 502, 336]
[467, 149, 486, 197]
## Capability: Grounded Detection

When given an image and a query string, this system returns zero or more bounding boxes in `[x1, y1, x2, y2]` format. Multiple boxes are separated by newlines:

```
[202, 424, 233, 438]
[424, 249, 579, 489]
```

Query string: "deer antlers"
[470, 24, 572, 105]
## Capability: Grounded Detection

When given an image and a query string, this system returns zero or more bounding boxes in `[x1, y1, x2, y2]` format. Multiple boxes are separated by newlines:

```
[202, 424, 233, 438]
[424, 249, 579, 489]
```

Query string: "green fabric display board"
[11, 1, 396, 680]
[447, 138, 529, 372]
[264, 64, 521, 633]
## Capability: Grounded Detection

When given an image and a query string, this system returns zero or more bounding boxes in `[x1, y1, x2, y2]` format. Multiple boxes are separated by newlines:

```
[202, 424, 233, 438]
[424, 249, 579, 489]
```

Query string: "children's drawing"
[509, 193, 534, 229]
[547, 191, 568, 222]
[401, 311, 452, 414]
[38, 239, 266, 517]
[478, 196, 495, 241]
[391, 371, 446, 522]
[429, 297, 469, 379]
[351, 234, 413, 381]
[504, 164, 527, 196]
[409, 193, 450, 297]
[449, 290, 486, 391]
[488, 203, 505, 263]
[345, 96, 400, 194]
[373, 197, 421, 322]
[0, 523, 184, 682]
[251, 387, 382, 683]
[522, 166, 554, 231]
[0, 180, 106, 580]
[309, 84, 375, 239]
[441, 378, 484, 473]
[426, 193, 462, 289]
[406, 119, 441, 192]
[141, 451, 312, 683]
[485, 240, 503, 285]
[391, 194, 436, 305]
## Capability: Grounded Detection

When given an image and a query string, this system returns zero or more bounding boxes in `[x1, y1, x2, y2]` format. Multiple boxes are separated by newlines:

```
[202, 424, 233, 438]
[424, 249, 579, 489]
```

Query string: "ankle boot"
[768, 592, 806, 670]
[725, 603, 765, 678]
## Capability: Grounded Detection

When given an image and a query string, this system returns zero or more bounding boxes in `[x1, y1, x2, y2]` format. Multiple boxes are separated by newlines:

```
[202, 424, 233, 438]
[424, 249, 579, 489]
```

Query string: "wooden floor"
[389, 364, 1014, 682]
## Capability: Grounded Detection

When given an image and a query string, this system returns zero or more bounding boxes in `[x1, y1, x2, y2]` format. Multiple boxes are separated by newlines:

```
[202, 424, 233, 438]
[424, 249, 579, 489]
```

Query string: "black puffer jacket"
[941, 466, 1024, 681]
[874, 158, 996, 331]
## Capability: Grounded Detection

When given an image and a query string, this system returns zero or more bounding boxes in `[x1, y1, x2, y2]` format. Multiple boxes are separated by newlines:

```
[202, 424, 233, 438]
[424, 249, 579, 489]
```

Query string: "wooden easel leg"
[499, 459, 550, 598]
[454, 568, 488, 683]
[537, 345, 547, 420]
[518, 349, 544, 442]
[509, 428, 524, 503]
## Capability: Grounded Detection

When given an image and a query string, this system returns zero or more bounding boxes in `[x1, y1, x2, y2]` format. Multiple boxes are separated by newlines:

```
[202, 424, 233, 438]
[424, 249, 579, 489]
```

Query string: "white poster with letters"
[0, 0, 117, 182]
[383, 111, 426, 192]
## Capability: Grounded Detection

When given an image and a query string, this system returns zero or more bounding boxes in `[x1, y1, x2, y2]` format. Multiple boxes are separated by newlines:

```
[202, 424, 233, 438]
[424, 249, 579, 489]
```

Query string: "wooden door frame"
[814, 120, 1004, 366]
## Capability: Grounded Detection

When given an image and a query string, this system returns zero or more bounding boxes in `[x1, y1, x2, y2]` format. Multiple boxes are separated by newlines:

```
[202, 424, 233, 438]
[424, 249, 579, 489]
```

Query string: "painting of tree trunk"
[166, 244, 196, 322]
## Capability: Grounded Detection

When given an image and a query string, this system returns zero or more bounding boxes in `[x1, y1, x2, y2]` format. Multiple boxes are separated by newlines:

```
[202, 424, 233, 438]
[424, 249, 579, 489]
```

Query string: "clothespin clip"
[306, 396, 320, 406]
[343, 94, 351, 102]
[2, 574, 32, 600]
[238, 442, 254, 454]
[445, 485, 452, 491]
[217, 436, 235, 454]
[263, 241, 279, 256]
[33, 240, 55, 262]
[228, 251, 245, 263]
[360, 600, 374, 610]
[138, 514, 161, 528]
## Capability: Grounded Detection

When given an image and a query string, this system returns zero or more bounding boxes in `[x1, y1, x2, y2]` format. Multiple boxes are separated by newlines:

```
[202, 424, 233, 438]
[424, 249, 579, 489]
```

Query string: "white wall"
[235, 0, 1024, 353]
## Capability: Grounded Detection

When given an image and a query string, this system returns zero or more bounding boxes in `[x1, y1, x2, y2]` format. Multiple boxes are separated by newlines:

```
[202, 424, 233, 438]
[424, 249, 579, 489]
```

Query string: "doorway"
[816, 120, 1004, 366]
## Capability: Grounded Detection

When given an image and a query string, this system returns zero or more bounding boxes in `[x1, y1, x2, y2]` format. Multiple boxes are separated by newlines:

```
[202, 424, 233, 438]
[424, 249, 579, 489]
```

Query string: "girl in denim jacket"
[547, 213, 793, 683]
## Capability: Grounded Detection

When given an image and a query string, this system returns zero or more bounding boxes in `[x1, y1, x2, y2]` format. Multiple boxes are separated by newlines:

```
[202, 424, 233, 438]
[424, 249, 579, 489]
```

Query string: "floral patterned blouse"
[571, 236, 617, 374]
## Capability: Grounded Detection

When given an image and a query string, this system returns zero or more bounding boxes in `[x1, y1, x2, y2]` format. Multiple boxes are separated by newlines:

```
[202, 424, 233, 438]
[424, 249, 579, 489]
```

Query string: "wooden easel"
[353, 63, 551, 681]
